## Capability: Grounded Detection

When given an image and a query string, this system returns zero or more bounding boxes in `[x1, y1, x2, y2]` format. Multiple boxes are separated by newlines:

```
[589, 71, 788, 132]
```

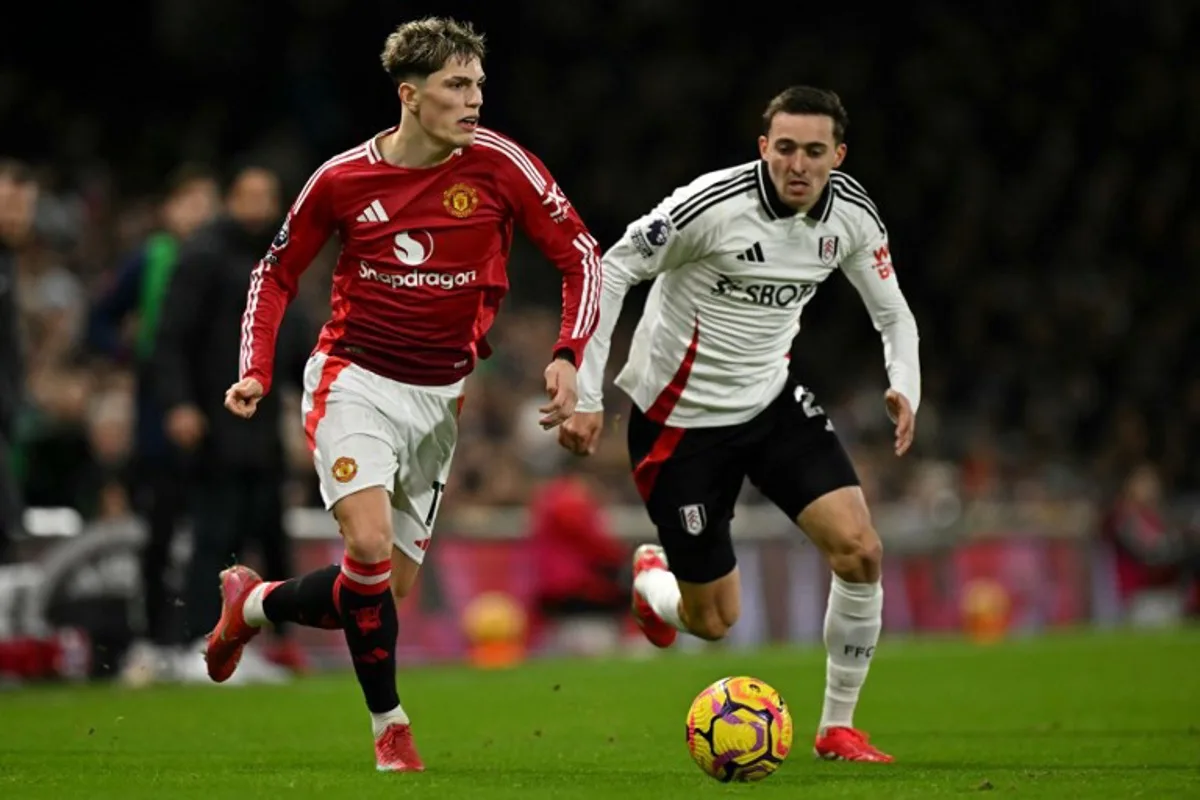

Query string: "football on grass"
[685, 675, 793, 782]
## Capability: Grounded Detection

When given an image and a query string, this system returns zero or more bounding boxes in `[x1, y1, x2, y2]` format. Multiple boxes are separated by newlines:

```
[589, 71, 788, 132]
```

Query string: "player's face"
[758, 113, 846, 211]
[409, 56, 485, 148]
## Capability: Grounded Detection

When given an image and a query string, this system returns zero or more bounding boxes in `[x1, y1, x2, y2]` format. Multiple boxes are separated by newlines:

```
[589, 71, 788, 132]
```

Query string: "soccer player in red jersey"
[202, 17, 602, 771]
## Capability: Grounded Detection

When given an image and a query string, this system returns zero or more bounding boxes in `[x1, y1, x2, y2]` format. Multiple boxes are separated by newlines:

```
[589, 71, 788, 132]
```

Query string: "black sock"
[262, 564, 342, 629]
[336, 555, 400, 714]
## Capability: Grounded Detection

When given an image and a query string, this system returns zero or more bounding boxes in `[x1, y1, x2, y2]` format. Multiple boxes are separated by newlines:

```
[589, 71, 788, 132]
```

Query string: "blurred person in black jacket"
[0, 160, 81, 562]
[153, 164, 312, 680]
[87, 165, 220, 683]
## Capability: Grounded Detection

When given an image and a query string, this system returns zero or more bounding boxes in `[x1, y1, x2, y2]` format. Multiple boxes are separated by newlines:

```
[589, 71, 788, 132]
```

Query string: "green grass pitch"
[1, 628, 1198, 798]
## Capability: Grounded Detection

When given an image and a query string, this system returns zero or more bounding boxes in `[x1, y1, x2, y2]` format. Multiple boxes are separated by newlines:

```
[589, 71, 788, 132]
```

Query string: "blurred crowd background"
[1, 1, 1198, 680]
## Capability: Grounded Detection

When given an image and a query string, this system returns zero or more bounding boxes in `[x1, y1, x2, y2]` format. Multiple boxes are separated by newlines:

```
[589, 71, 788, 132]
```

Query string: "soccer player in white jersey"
[559, 86, 920, 763]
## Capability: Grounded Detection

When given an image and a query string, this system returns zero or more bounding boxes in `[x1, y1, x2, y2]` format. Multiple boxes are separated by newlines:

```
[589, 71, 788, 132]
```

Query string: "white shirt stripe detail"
[341, 565, 391, 585]
[239, 264, 265, 377]
[473, 129, 546, 192]
[571, 232, 602, 339]
[293, 144, 369, 213]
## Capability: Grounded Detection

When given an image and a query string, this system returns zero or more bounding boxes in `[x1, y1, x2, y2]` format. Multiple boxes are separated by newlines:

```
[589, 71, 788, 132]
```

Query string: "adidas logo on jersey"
[356, 199, 389, 223]
[735, 242, 765, 263]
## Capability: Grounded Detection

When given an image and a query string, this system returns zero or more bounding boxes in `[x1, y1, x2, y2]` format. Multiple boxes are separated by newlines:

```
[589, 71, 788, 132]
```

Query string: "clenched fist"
[224, 378, 264, 419]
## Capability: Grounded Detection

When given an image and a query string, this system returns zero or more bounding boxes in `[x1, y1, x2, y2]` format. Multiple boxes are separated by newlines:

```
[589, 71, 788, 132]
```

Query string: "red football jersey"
[238, 127, 602, 394]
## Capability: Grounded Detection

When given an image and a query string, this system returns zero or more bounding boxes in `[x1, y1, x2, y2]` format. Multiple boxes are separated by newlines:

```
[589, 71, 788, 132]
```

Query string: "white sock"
[241, 582, 276, 627]
[634, 568, 685, 631]
[371, 705, 411, 738]
[819, 574, 883, 734]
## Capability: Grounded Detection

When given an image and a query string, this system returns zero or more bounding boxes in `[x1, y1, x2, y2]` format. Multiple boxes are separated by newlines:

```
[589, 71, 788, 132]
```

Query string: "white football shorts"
[301, 351, 463, 565]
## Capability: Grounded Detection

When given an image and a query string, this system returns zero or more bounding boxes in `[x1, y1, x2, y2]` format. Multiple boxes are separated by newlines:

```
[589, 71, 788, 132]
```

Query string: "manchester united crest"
[443, 182, 479, 218]
[331, 456, 358, 483]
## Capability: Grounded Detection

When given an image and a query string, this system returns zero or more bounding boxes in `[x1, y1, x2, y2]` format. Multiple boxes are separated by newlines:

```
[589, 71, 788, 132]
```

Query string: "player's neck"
[378, 123, 457, 169]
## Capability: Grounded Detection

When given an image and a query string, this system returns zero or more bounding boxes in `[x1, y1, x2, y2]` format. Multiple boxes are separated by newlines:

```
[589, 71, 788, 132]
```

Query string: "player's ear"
[757, 135, 769, 160]
[398, 80, 421, 114]
[833, 143, 847, 168]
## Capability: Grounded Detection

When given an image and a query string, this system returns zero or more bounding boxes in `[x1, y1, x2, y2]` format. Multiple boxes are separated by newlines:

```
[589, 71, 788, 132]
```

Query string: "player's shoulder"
[317, 137, 383, 177]
[463, 126, 556, 195]
[467, 126, 545, 168]
[664, 161, 759, 230]
[827, 169, 886, 237]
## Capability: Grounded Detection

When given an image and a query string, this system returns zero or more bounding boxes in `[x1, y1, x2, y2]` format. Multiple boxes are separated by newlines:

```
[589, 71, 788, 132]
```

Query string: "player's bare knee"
[333, 493, 393, 563]
[827, 524, 883, 583]
[342, 523, 392, 563]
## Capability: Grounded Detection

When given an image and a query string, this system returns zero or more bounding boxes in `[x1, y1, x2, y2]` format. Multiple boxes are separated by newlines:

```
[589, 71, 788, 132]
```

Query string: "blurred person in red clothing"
[529, 472, 629, 655]
[1101, 462, 1194, 626]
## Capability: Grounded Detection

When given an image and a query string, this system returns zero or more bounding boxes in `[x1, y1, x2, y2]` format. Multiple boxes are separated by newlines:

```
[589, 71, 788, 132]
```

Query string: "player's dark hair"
[762, 86, 849, 143]
[381, 17, 487, 84]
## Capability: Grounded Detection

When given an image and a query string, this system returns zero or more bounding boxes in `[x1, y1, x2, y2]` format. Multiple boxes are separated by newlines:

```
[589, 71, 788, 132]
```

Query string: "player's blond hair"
[380, 17, 486, 84]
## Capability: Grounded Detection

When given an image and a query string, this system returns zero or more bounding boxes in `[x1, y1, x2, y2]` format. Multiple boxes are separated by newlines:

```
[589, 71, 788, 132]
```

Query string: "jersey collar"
[756, 160, 834, 222]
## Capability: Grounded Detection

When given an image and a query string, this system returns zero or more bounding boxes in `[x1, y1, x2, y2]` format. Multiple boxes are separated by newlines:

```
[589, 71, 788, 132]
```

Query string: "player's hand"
[540, 358, 578, 430]
[165, 405, 207, 449]
[884, 389, 915, 457]
[558, 410, 604, 456]
[224, 378, 264, 420]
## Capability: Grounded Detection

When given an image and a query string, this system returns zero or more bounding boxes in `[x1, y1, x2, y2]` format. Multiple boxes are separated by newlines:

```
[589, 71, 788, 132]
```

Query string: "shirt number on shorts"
[424, 481, 446, 526]
[794, 385, 835, 432]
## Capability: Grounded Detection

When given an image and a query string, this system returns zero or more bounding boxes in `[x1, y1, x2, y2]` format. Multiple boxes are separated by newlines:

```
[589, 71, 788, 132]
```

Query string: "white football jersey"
[577, 160, 921, 428]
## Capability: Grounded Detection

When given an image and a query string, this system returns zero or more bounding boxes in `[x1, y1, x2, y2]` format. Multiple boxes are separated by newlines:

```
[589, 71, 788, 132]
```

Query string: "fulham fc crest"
[679, 504, 708, 536]
[818, 235, 840, 265]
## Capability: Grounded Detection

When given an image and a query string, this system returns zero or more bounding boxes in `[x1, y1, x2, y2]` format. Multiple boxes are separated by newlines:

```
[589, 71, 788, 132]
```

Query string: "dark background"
[4, 1, 1198, 517]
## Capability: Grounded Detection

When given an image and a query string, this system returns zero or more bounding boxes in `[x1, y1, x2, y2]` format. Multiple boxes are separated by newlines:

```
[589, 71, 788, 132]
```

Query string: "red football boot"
[813, 726, 894, 763]
[375, 723, 425, 772]
[631, 544, 678, 649]
[204, 565, 263, 683]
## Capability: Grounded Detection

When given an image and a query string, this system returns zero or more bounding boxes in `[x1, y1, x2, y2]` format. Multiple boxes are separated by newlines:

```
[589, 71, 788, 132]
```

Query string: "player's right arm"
[561, 176, 725, 454]
[574, 182, 720, 416]
[234, 164, 336, 407]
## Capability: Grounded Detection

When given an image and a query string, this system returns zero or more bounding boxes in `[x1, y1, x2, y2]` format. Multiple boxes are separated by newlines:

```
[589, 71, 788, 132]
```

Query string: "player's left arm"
[506, 155, 601, 366]
[502, 142, 602, 427]
[839, 222, 921, 456]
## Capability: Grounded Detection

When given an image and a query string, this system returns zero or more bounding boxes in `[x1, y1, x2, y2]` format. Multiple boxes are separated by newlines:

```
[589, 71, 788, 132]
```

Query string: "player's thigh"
[388, 383, 462, 570]
[627, 404, 744, 594]
[746, 381, 862, 528]
[746, 382, 880, 575]
[303, 355, 401, 554]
